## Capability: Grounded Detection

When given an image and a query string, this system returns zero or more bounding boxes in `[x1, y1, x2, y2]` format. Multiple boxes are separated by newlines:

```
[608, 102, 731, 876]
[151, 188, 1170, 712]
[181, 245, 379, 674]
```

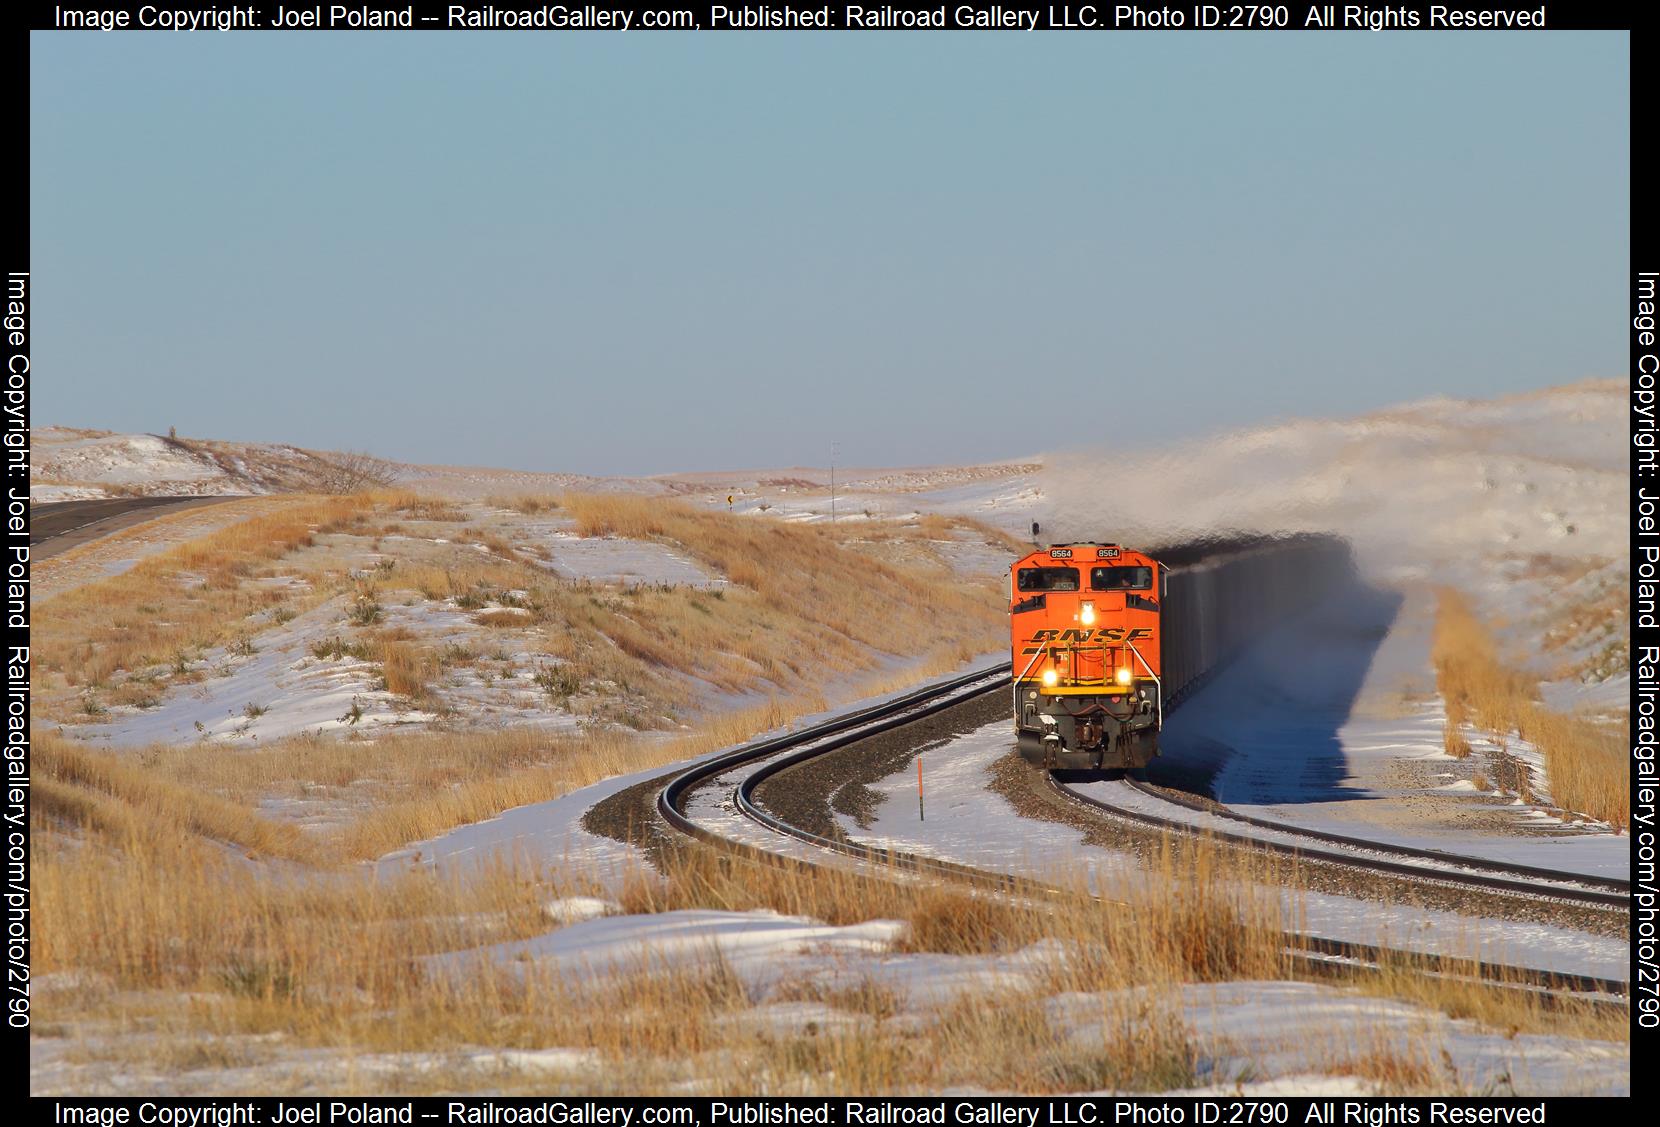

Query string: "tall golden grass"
[379, 639, 436, 701]
[33, 494, 378, 693]
[1432, 589, 1627, 829]
[35, 485, 1006, 735]
[35, 494, 1627, 1092]
[34, 731, 320, 863]
[34, 793, 1625, 1095]
[561, 492, 1004, 654]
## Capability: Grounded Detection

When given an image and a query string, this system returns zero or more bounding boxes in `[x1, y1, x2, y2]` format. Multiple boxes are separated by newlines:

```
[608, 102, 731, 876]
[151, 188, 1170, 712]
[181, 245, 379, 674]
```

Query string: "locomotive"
[1010, 541, 1166, 770]
[1010, 532, 1353, 770]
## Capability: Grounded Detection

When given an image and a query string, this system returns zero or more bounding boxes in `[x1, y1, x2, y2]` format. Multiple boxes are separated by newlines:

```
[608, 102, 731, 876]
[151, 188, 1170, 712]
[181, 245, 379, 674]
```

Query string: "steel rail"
[1122, 776, 1631, 895]
[655, 671, 1629, 1002]
[1045, 775, 1628, 910]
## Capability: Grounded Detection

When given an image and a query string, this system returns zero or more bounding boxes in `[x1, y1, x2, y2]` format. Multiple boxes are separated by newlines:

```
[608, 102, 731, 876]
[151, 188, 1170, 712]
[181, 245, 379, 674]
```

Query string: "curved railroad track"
[1046, 776, 1631, 910]
[654, 665, 1629, 1002]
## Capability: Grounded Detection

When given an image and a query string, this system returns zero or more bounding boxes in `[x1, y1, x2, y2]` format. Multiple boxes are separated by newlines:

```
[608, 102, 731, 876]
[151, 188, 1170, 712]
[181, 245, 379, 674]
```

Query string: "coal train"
[1010, 533, 1351, 770]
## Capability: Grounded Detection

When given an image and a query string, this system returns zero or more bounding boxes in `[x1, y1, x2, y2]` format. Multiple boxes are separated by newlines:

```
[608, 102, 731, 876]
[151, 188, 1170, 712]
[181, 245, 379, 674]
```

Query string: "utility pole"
[830, 441, 838, 525]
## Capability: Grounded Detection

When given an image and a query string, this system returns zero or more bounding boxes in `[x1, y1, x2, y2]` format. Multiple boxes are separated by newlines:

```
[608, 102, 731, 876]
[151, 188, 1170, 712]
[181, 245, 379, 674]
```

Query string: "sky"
[31, 31, 1629, 476]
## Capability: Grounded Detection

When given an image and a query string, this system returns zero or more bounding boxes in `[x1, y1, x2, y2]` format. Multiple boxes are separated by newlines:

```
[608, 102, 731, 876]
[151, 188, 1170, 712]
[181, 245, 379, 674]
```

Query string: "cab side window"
[1090, 565, 1153, 591]
[1017, 567, 1081, 592]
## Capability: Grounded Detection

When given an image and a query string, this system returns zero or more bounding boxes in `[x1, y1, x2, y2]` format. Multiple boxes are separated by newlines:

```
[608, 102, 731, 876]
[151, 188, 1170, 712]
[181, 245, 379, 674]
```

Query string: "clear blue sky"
[31, 32, 1628, 476]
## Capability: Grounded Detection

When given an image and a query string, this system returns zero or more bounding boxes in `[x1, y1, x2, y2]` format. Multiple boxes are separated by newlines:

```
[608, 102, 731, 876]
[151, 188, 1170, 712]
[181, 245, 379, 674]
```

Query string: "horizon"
[33, 373, 1621, 479]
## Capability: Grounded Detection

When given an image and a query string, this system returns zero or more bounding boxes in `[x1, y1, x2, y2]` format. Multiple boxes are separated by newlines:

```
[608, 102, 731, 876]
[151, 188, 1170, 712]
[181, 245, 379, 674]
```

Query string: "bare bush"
[303, 450, 401, 494]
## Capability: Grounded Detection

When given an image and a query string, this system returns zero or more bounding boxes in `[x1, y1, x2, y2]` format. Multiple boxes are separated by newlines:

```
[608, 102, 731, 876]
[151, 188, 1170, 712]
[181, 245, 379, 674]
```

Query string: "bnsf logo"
[1020, 627, 1153, 653]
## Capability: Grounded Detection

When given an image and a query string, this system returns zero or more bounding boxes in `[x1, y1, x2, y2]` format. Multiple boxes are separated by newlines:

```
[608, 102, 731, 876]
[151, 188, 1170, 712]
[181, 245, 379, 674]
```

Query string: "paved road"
[31, 496, 233, 560]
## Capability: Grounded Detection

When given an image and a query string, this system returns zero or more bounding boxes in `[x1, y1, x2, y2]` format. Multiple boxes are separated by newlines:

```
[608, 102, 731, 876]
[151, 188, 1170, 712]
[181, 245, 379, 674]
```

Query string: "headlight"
[1115, 667, 1133, 686]
[1041, 668, 1059, 687]
[1080, 601, 1095, 625]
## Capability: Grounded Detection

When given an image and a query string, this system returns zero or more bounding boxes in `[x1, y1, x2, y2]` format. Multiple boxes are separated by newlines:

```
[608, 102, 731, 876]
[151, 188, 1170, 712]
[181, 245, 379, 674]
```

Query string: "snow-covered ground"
[716, 466, 1045, 531]
[381, 641, 1623, 985]
[1152, 588, 1627, 875]
[432, 907, 1624, 1096]
[32, 424, 1046, 526]
[536, 530, 723, 588]
[30, 426, 396, 498]
[840, 718, 1624, 983]
[33, 911, 1625, 1096]
[34, 430, 228, 492]
[1025, 380, 1627, 857]
[378, 656, 1010, 885]
[1039, 380, 1625, 586]
[67, 580, 606, 748]
[37, 380, 1629, 1095]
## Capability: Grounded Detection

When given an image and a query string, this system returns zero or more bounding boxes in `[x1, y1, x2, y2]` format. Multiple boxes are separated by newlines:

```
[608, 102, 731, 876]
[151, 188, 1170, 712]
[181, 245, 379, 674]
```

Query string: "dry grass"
[32, 493, 1627, 1093]
[607, 835, 1287, 985]
[32, 791, 1262, 1091]
[397, 499, 468, 522]
[35, 796, 1624, 1095]
[1432, 589, 1627, 828]
[33, 494, 379, 695]
[33, 678, 1625, 1094]
[379, 639, 436, 702]
[484, 493, 561, 516]
[561, 491, 1004, 657]
[370, 497, 1004, 720]
[35, 486, 1005, 749]
[34, 731, 320, 863]
[1320, 1034, 1446, 1094]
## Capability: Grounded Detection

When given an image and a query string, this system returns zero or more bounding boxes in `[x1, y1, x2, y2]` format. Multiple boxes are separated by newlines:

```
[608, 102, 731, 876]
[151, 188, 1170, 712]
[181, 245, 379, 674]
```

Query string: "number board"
[1096, 548, 1120, 558]
[1049, 548, 1073, 559]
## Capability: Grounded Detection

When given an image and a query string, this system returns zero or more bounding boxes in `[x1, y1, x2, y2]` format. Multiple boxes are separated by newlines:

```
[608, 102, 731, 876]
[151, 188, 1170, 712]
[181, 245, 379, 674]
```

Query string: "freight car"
[1010, 533, 1351, 770]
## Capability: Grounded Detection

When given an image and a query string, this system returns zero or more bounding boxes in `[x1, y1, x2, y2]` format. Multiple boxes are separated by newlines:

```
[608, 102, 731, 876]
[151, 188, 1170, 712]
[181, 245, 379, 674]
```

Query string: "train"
[1009, 531, 1352, 770]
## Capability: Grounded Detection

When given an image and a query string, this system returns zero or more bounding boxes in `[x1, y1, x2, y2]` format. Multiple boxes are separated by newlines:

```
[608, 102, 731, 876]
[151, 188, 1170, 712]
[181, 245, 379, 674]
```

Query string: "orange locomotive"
[1009, 542, 1165, 770]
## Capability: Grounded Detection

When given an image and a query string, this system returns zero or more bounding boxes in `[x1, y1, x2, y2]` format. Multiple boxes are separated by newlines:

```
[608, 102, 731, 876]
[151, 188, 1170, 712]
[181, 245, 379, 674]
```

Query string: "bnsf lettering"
[1025, 627, 1152, 649]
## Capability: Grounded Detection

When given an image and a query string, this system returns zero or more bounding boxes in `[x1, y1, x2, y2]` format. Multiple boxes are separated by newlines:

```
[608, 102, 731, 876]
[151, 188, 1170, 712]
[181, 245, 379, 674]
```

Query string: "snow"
[378, 656, 1012, 886]
[427, 909, 1624, 1094]
[840, 719, 1627, 983]
[29, 1038, 607, 1096]
[537, 530, 723, 587]
[28, 427, 411, 499]
[434, 909, 907, 985]
[1147, 587, 1628, 878]
[36, 432, 224, 487]
[71, 595, 435, 747]
[31, 428, 262, 497]
[31, 483, 109, 502]
[543, 897, 620, 924]
[1040, 380, 1626, 585]
[376, 755, 652, 885]
[1540, 672, 1629, 716]
[1067, 981, 1628, 1096]
[914, 474, 1045, 534]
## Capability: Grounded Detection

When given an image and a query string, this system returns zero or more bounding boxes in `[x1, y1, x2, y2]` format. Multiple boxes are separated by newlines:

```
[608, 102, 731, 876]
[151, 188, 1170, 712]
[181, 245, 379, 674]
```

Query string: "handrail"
[1124, 636, 1163, 730]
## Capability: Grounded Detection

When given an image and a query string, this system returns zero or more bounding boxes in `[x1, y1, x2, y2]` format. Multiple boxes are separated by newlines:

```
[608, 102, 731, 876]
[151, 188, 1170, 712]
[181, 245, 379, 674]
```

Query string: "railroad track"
[654, 666, 1630, 1003]
[1047, 776, 1631, 910]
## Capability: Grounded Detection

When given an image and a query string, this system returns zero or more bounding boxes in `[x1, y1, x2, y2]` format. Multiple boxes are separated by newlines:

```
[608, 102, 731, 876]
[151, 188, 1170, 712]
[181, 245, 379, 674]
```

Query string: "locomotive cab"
[1009, 543, 1165, 770]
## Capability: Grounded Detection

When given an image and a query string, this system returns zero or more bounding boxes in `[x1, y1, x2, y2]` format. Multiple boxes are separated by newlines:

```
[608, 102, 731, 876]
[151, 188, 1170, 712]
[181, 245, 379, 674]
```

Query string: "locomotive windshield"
[1016, 566, 1080, 592]
[1091, 565, 1153, 591]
